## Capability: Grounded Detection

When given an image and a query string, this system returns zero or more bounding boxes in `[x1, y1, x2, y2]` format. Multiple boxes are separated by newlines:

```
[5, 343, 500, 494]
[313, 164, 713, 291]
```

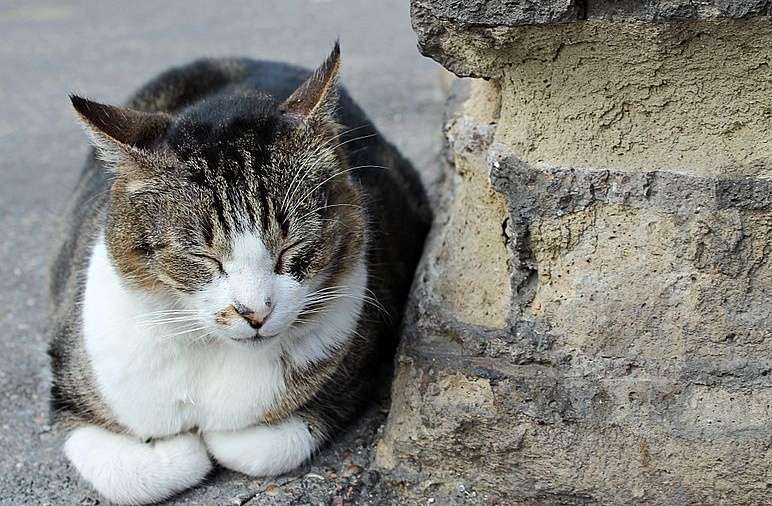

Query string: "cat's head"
[71, 43, 367, 343]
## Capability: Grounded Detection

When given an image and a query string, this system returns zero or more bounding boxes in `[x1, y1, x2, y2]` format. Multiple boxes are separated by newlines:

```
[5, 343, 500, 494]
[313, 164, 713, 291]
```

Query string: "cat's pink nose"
[241, 312, 264, 329]
[235, 300, 273, 329]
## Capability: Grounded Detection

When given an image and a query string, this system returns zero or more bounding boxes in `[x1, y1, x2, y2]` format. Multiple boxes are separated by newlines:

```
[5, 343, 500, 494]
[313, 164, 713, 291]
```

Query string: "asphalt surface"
[0, 1, 444, 503]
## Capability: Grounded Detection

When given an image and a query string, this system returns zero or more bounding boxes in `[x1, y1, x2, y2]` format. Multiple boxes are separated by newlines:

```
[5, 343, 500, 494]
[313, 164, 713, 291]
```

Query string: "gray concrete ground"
[0, 1, 444, 503]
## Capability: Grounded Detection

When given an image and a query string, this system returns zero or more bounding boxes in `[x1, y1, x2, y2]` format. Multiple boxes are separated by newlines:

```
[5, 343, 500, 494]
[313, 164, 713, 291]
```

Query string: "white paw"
[203, 416, 317, 476]
[65, 425, 211, 505]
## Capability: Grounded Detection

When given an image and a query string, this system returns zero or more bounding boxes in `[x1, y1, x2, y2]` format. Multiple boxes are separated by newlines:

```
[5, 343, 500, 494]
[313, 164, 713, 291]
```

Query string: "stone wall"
[376, 2, 772, 504]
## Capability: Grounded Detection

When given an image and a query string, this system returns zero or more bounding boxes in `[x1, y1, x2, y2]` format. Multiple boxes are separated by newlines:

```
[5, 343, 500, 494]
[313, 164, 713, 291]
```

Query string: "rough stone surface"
[493, 20, 772, 177]
[413, 0, 582, 27]
[587, 0, 772, 20]
[413, 0, 772, 28]
[381, 3, 772, 504]
[0, 1, 445, 504]
[424, 83, 512, 328]
[412, 1, 772, 78]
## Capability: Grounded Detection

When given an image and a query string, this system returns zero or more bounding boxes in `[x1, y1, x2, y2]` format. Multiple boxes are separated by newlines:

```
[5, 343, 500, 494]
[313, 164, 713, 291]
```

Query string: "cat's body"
[49, 46, 430, 504]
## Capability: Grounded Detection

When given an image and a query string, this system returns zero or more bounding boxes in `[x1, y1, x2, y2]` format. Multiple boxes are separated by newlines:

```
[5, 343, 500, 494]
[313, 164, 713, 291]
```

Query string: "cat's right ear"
[279, 41, 341, 124]
[69, 95, 171, 168]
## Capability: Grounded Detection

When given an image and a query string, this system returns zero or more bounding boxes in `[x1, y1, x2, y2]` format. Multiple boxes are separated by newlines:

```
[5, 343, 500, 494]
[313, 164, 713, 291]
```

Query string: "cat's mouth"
[237, 327, 283, 342]
[253, 330, 280, 340]
[232, 331, 281, 346]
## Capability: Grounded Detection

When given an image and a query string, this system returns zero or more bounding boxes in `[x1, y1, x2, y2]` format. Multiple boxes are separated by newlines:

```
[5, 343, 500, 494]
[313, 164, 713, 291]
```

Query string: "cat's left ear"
[70, 94, 171, 165]
[280, 41, 341, 123]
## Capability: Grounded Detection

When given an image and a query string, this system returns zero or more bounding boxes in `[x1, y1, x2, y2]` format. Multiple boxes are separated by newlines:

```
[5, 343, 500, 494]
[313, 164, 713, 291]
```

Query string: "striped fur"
[48, 44, 430, 504]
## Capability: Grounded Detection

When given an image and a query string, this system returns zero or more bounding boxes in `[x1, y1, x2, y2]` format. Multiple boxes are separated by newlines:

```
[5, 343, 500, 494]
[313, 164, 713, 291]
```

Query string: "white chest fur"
[81, 238, 365, 439]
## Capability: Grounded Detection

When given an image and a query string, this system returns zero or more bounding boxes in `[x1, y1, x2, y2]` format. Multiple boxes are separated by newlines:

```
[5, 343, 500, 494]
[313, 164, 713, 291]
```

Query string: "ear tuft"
[280, 41, 341, 121]
[69, 94, 171, 151]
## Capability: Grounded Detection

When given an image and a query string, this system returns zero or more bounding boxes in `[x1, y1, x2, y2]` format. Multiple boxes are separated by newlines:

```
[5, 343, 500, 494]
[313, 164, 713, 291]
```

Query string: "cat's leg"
[64, 424, 212, 505]
[202, 415, 320, 476]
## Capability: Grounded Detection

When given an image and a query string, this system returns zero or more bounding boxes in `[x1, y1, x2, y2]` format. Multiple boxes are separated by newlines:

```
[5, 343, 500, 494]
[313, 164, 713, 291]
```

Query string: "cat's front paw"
[65, 425, 211, 505]
[203, 416, 317, 476]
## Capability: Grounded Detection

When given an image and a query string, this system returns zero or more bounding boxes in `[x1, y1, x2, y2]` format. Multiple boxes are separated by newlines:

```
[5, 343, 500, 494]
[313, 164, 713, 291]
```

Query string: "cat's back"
[127, 58, 374, 134]
[127, 58, 309, 115]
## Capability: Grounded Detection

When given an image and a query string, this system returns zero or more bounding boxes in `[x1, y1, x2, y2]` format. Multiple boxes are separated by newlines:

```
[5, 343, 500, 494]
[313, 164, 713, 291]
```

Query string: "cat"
[48, 42, 430, 505]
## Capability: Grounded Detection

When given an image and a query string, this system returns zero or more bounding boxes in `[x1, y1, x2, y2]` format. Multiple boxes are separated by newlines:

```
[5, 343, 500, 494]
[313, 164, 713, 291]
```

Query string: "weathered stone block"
[380, 3, 772, 502]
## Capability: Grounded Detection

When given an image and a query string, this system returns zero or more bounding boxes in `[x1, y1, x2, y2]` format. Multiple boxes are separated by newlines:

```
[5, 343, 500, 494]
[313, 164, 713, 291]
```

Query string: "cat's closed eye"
[135, 243, 154, 256]
[189, 253, 225, 274]
[274, 239, 304, 274]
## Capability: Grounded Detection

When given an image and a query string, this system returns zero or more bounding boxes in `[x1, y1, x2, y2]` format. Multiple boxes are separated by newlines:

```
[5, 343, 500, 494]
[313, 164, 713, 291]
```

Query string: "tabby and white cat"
[48, 43, 430, 504]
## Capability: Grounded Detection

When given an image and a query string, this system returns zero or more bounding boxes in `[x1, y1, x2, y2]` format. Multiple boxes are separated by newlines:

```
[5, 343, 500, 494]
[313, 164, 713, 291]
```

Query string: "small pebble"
[361, 470, 381, 487]
[342, 464, 362, 477]
[264, 483, 280, 496]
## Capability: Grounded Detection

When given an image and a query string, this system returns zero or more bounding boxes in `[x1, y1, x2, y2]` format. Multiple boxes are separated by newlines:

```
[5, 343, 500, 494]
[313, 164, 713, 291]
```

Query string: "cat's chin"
[229, 335, 278, 347]
[227, 329, 284, 345]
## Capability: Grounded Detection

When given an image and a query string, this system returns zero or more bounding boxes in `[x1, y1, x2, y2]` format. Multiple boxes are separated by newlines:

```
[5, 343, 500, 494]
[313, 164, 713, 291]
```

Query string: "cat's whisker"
[303, 285, 362, 302]
[306, 284, 353, 293]
[281, 129, 375, 209]
[282, 134, 378, 215]
[305, 285, 379, 301]
[136, 318, 205, 327]
[134, 306, 203, 313]
[281, 126, 372, 211]
[282, 136, 340, 212]
[314, 132, 377, 163]
[135, 311, 207, 321]
[191, 330, 216, 345]
[133, 310, 203, 321]
[135, 311, 206, 318]
[137, 313, 202, 319]
[285, 162, 373, 219]
[305, 296, 385, 313]
[290, 315, 320, 329]
[292, 203, 363, 224]
[143, 326, 206, 337]
[136, 314, 206, 326]
[136, 319, 201, 326]
[157, 326, 210, 341]
[281, 126, 349, 208]
[285, 164, 386, 220]
[302, 292, 390, 318]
